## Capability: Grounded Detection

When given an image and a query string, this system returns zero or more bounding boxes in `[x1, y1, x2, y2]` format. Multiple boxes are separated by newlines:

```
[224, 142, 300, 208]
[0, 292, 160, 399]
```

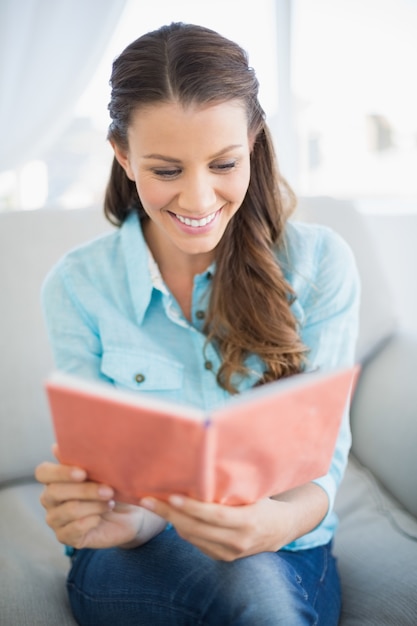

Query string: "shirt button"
[196, 310, 205, 320]
[204, 360, 213, 370]
[134, 373, 145, 384]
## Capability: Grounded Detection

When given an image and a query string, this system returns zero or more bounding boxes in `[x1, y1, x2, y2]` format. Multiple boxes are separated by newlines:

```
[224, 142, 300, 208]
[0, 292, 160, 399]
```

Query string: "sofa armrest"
[351, 332, 417, 518]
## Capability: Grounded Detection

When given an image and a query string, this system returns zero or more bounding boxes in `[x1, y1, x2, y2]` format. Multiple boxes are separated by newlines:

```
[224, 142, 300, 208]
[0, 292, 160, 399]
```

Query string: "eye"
[211, 160, 237, 173]
[152, 168, 182, 179]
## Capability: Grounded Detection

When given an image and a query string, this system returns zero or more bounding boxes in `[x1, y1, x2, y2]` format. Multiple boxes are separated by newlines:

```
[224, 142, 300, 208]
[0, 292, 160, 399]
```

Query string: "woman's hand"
[140, 496, 286, 561]
[35, 446, 166, 550]
[140, 483, 328, 561]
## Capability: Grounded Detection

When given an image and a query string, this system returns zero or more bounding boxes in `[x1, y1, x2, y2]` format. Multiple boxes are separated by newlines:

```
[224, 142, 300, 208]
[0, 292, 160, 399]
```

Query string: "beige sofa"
[1, 198, 416, 625]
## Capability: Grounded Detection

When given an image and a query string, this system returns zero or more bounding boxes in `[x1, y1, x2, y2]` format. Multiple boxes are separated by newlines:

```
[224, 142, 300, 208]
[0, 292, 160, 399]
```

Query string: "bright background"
[1, 0, 416, 214]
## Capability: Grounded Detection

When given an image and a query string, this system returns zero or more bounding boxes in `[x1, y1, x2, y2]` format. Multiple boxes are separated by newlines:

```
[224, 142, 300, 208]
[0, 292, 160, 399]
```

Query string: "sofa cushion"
[294, 196, 397, 362]
[3, 461, 416, 626]
[0, 208, 113, 484]
[0, 482, 77, 625]
[350, 332, 417, 517]
[334, 456, 417, 626]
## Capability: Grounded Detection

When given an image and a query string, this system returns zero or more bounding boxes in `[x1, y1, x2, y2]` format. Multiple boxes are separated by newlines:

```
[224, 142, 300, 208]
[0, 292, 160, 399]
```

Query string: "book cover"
[45, 366, 358, 505]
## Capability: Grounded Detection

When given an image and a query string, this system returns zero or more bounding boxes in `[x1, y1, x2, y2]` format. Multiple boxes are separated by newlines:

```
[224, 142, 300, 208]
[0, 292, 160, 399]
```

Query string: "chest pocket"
[101, 350, 184, 393]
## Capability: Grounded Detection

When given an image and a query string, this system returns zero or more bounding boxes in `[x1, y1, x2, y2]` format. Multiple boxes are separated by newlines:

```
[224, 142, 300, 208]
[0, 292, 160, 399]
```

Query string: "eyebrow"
[142, 144, 244, 163]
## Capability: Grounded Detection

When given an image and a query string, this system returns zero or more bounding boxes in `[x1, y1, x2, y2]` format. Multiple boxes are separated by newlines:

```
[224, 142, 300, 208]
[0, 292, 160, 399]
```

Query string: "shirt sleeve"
[41, 258, 110, 383]
[293, 226, 360, 542]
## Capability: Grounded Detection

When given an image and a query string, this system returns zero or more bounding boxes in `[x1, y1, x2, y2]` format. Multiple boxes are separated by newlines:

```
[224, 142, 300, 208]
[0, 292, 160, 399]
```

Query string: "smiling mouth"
[174, 210, 218, 228]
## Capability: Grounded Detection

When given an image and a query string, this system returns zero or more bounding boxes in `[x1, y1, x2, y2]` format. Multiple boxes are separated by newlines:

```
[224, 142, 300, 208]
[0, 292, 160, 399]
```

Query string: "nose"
[177, 171, 217, 214]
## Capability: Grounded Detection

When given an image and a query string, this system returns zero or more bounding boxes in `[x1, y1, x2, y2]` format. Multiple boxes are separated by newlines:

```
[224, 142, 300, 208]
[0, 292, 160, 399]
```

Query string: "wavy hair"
[105, 22, 307, 392]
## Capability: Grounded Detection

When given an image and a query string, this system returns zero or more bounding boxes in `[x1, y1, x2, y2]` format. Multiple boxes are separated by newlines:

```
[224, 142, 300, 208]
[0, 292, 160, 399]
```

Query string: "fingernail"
[169, 495, 184, 507]
[98, 486, 114, 498]
[140, 498, 155, 510]
[107, 500, 116, 510]
[71, 468, 86, 480]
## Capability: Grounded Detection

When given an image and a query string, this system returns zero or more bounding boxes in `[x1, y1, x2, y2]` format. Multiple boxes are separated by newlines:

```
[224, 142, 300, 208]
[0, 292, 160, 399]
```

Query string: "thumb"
[51, 442, 61, 462]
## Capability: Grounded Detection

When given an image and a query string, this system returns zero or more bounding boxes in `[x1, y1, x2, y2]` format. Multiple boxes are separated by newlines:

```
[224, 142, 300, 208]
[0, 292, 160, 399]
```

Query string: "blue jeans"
[67, 527, 341, 625]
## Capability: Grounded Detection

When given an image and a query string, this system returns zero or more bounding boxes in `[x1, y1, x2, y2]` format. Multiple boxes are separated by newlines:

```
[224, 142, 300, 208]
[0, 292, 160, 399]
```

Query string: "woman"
[36, 22, 360, 625]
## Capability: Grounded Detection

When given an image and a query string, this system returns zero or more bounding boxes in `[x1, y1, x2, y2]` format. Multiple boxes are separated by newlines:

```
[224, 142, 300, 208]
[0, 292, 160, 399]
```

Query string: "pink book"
[45, 366, 358, 505]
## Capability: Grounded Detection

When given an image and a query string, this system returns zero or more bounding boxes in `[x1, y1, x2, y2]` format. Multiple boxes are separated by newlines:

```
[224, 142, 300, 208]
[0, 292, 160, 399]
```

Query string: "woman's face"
[112, 100, 252, 268]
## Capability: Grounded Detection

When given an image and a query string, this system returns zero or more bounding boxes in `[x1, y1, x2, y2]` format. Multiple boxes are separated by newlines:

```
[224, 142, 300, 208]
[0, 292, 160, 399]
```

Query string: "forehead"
[127, 100, 250, 153]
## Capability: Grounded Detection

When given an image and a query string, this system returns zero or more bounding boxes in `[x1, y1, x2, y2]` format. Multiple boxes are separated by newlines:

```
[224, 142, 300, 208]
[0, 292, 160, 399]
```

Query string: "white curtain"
[0, 0, 127, 172]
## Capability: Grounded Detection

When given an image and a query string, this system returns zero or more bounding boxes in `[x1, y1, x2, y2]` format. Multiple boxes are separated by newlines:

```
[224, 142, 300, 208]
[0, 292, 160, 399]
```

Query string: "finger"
[141, 495, 244, 529]
[35, 461, 87, 485]
[55, 513, 104, 548]
[46, 499, 115, 530]
[40, 481, 114, 509]
[140, 496, 269, 558]
[139, 500, 244, 560]
[52, 442, 61, 461]
[138, 498, 242, 552]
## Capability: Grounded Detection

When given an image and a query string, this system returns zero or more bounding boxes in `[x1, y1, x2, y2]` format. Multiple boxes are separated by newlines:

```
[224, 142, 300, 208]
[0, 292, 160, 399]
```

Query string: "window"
[291, 0, 417, 213]
[0, 0, 279, 211]
[2, 0, 414, 215]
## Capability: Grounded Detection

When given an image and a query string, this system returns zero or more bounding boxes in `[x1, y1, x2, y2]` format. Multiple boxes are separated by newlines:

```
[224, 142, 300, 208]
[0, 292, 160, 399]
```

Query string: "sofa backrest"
[0, 208, 114, 484]
[0, 199, 400, 485]
[294, 198, 417, 517]
[294, 196, 398, 362]
[351, 332, 417, 518]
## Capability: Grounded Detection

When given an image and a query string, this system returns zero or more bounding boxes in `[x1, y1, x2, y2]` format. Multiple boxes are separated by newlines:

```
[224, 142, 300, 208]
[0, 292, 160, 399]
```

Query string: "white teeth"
[175, 211, 217, 227]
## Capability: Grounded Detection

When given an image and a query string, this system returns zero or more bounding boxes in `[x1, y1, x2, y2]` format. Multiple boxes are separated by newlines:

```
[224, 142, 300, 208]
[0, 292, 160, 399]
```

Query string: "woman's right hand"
[35, 446, 167, 550]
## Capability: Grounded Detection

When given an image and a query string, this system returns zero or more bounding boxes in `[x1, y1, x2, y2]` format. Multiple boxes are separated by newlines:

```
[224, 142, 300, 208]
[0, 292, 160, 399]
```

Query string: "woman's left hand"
[139, 495, 289, 561]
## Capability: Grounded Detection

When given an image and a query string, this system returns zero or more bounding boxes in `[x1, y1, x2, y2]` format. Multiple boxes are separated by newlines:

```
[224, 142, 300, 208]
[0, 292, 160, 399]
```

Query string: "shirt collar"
[120, 212, 153, 326]
[147, 247, 169, 296]
[120, 211, 217, 325]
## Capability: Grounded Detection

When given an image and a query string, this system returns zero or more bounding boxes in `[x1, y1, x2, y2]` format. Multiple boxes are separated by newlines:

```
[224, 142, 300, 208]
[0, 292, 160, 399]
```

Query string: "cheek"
[136, 178, 174, 213]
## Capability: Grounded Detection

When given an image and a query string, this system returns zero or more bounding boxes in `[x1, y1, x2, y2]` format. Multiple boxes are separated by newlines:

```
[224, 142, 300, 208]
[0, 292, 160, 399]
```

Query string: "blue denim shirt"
[42, 211, 360, 550]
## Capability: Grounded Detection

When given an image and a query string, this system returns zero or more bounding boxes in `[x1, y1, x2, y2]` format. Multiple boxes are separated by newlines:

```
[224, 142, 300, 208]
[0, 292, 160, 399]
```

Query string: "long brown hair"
[105, 22, 307, 393]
